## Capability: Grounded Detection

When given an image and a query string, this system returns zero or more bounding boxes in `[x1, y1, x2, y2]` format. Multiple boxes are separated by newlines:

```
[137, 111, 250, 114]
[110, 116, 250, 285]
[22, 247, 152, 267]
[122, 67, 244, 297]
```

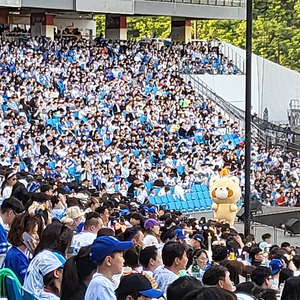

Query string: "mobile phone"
[22, 232, 33, 249]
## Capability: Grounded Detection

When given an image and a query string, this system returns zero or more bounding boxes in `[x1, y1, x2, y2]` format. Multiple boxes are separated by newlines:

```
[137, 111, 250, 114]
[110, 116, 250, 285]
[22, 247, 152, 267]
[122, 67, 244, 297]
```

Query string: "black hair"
[43, 269, 62, 298]
[124, 245, 140, 269]
[251, 266, 272, 286]
[280, 277, 300, 300]
[61, 246, 97, 300]
[139, 245, 158, 269]
[162, 241, 186, 267]
[292, 255, 300, 269]
[235, 281, 262, 296]
[97, 227, 115, 238]
[212, 245, 228, 262]
[182, 286, 237, 300]
[34, 221, 73, 257]
[262, 233, 271, 241]
[84, 212, 101, 230]
[249, 247, 262, 261]
[281, 242, 290, 248]
[1, 196, 24, 214]
[202, 265, 229, 286]
[167, 276, 202, 300]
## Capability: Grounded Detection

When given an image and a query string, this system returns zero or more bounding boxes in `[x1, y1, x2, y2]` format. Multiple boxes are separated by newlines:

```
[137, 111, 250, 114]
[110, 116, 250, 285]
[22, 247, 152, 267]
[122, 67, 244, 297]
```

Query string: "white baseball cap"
[39, 251, 66, 276]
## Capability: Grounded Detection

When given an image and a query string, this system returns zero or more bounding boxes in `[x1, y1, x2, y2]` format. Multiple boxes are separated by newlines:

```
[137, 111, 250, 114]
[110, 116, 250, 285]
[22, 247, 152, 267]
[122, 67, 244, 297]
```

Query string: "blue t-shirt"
[3, 246, 30, 284]
[0, 223, 9, 256]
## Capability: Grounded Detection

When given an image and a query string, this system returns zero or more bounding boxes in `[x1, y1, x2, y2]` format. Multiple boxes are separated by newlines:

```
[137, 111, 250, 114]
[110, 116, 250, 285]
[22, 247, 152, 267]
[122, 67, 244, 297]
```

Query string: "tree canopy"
[96, 0, 300, 71]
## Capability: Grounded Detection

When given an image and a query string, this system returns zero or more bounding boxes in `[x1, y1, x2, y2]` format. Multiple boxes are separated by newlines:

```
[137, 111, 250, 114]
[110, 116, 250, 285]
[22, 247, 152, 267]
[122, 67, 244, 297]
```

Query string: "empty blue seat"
[168, 202, 176, 210]
[195, 199, 206, 211]
[177, 166, 185, 175]
[104, 140, 112, 147]
[167, 194, 174, 203]
[160, 195, 168, 204]
[154, 196, 162, 205]
[185, 193, 193, 201]
[181, 201, 188, 213]
[192, 200, 201, 212]
[201, 185, 209, 192]
[175, 202, 182, 211]
[68, 167, 77, 177]
[6, 275, 22, 300]
[144, 182, 154, 190]
[187, 200, 195, 212]
[149, 197, 156, 205]
[133, 150, 140, 157]
[22, 288, 39, 300]
[191, 185, 197, 193]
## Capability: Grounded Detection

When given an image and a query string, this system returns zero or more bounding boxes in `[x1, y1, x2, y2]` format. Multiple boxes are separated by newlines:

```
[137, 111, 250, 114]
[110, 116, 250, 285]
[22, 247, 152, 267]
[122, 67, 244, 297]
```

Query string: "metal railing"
[222, 42, 245, 74]
[183, 74, 300, 150]
[145, 0, 244, 7]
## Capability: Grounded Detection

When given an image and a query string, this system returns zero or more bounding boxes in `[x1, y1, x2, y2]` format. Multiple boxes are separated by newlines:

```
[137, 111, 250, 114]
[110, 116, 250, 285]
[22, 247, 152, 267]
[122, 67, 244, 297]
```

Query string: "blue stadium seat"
[68, 167, 77, 177]
[201, 185, 209, 192]
[144, 182, 154, 190]
[154, 196, 162, 205]
[192, 200, 201, 212]
[177, 166, 185, 175]
[104, 140, 112, 147]
[181, 201, 189, 213]
[187, 200, 196, 212]
[185, 193, 193, 201]
[133, 150, 140, 157]
[160, 195, 168, 204]
[195, 199, 206, 211]
[48, 161, 56, 170]
[149, 197, 156, 205]
[6, 275, 22, 300]
[167, 194, 174, 203]
[168, 202, 176, 210]
[22, 288, 39, 300]
[175, 201, 183, 211]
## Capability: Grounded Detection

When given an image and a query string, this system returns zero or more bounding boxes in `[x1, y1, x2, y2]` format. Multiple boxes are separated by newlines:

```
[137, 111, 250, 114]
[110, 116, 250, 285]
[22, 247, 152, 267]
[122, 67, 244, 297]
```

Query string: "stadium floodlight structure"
[244, 0, 252, 237]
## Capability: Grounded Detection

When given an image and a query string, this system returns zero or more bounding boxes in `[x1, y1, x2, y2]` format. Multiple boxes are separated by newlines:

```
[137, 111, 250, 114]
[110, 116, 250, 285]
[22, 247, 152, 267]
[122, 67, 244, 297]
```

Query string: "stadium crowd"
[0, 35, 298, 300]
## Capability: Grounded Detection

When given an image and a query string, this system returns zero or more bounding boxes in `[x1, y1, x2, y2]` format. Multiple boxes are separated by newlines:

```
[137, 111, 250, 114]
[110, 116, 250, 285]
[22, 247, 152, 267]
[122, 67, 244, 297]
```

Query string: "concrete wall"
[0, 0, 20, 7]
[76, 0, 134, 14]
[195, 43, 300, 123]
[21, 0, 74, 10]
[134, 0, 245, 20]
[55, 18, 96, 37]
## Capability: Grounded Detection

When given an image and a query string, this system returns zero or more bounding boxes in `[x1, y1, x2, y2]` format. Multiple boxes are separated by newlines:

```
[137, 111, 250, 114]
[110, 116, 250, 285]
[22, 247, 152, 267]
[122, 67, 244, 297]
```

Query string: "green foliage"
[195, 0, 300, 71]
[95, 0, 300, 71]
[95, 15, 171, 40]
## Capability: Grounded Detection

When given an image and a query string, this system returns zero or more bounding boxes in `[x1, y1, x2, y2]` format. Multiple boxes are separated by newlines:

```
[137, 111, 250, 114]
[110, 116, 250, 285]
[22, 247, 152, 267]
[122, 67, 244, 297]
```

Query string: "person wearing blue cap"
[39, 251, 66, 300]
[84, 236, 133, 300]
[269, 259, 284, 290]
[115, 273, 163, 300]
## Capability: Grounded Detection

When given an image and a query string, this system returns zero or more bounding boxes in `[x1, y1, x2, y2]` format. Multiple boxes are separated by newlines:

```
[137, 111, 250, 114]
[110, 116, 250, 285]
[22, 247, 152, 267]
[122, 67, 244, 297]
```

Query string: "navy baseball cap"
[115, 274, 163, 299]
[90, 236, 133, 263]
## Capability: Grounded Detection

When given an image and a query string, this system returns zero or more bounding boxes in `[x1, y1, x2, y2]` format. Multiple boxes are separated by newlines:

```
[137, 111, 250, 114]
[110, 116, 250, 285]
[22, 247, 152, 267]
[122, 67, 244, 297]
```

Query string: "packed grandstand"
[0, 35, 298, 300]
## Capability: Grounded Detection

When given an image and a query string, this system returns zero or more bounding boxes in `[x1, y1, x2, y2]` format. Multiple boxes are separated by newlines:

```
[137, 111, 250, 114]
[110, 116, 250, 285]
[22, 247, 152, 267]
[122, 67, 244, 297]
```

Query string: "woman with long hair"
[3, 213, 41, 284]
[61, 245, 97, 300]
[1, 170, 18, 200]
[23, 221, 73, 297]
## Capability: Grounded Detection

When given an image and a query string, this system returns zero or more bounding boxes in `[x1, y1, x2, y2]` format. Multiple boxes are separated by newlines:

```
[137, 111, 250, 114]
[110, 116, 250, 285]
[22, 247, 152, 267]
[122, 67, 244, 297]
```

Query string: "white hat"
[39, 251, 66, 276]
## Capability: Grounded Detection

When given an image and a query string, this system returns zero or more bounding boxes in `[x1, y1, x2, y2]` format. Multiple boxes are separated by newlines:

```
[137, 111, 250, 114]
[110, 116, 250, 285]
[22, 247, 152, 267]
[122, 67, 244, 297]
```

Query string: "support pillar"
[171, 17, 191, 43]
[30, 13, 55, 39]
[105, 15, 127, 40]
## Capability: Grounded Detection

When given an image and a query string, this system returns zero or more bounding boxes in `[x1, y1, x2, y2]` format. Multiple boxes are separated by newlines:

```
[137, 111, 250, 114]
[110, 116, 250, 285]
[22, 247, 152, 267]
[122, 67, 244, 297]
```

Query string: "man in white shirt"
[85, 236, 133, 300]
[73, 212, 103, 254]
[153, 242, 188, 293]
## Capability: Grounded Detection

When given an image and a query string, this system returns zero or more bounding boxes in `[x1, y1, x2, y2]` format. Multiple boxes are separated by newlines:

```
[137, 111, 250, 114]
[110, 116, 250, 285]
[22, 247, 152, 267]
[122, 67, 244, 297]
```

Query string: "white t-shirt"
[23, 250, 53, 296]
[143, 234, 159, 248]
[39, 290, 60, 300]
[73, 231, 96, 254]
[84, 273, 118, 300]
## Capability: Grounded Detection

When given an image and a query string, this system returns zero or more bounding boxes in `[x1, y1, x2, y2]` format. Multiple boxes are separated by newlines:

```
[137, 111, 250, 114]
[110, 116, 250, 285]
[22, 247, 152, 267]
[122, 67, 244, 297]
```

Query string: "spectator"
[182, 286, 237, 300]
[259, 234, 272, 251]
[3, 213, 41, 284]
[250, 266, 273, 289]
[0, 197, 24, 265]
[61, 245, 97, 300]
[143, 218, 162, 248]
[202, 265, 233, 292]
[85, 236, 133, 300]
[39, 251, 66, 300]
[281, 276, 300, 300]
[154, 241, 188, 293]
[249, 247, 264, 267]
[167, 276, 202, 300]
[115, 273, 163, 300]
